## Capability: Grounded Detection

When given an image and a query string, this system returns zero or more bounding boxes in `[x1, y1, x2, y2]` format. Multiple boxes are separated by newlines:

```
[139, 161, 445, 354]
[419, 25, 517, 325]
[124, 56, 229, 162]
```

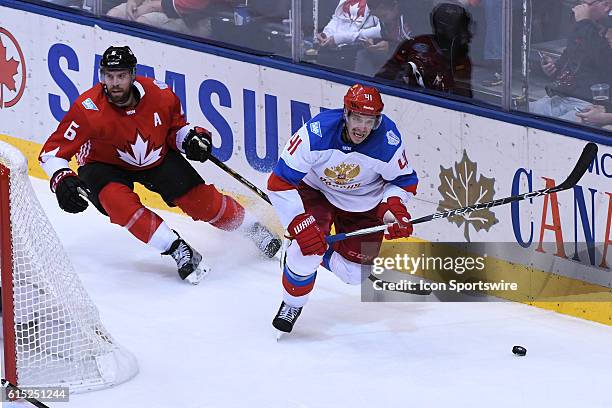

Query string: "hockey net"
[0, 140, 138, 392]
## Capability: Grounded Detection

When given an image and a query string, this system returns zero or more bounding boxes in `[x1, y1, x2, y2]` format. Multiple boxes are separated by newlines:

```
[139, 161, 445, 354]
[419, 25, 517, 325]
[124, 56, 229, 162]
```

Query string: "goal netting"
[0, 140, 138, 392]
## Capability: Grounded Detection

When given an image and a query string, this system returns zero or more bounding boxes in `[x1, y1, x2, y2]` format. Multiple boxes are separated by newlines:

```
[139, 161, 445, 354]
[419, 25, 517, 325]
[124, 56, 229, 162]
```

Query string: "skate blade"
[186, 263, 211, 285]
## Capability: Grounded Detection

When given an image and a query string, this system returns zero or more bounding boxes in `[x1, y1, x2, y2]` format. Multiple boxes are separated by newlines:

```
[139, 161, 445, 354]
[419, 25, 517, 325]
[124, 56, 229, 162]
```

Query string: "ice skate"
[272, 301, 303, 337]
[245, 222, 282, 258]
[162, 236, 211, 285]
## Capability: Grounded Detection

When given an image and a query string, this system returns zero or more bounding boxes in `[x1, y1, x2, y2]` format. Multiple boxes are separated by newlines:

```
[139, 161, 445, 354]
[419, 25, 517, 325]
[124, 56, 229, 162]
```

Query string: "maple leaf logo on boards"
[116, 133, 163, 167]
[0, 40, 18, 92]
[0, 28, 26, 108]
[437, 150, 498, 242]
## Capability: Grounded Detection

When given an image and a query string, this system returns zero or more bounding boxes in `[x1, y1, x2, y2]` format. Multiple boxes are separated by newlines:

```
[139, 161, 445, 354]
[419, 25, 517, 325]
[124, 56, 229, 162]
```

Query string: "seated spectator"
[354, 0, 412, 76]
[529, 0, 611, 122]
[313, 0, 381, 71]
[375, 2, 474, 98]
[107, 0, 232, 38]
[315, 0, 380, 48]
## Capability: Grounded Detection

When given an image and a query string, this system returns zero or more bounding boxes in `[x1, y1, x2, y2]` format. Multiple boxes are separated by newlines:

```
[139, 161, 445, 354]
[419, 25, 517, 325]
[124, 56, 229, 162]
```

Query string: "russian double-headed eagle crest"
[323, 163, 360, 185]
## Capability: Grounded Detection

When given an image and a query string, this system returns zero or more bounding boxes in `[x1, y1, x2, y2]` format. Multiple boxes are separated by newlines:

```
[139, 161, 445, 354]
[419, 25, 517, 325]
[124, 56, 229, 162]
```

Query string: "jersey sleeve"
[267, 125, 314, 228]
[379, 131, 418, 203]
[165, 90, 190, 152]
[39, 103, 92, 178]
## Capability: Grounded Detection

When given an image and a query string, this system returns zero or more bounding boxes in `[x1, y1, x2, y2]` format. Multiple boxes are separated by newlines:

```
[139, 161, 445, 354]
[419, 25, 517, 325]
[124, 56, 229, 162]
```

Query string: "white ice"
[4, 177, 612, 408]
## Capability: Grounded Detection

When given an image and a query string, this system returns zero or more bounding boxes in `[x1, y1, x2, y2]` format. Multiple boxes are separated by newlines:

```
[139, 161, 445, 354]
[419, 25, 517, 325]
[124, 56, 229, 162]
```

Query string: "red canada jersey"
[40, 76, 188, 172]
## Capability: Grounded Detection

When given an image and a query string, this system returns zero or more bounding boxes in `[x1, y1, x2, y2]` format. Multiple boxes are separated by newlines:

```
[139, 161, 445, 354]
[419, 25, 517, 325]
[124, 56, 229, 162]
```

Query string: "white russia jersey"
[268, 109, 418, 227]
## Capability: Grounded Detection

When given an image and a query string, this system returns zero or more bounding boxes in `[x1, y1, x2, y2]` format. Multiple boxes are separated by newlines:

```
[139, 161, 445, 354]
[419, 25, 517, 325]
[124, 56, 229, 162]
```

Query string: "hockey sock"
[148, 223, 179, 252]
[99, 182, 164, 245]
[282, 264, 317, 299]
[174, 184, 245, 231]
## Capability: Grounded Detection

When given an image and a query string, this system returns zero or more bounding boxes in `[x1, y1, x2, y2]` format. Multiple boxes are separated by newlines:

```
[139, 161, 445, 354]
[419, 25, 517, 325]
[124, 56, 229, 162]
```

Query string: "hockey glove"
[377, 197, 413, 240]
[50, 168, 90, 214]
[287, 213, 328, 256]
[183, 126, 212, 162]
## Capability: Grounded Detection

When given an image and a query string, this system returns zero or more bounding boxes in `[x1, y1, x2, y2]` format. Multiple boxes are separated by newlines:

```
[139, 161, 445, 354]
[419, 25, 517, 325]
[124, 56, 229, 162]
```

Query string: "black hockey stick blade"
[409, 141, 599, 225]
[554, 142, 598, 191]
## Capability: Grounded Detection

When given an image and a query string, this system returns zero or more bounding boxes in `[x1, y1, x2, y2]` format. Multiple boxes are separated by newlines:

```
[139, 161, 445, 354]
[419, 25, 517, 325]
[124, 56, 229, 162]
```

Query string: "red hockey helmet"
[344, 84, 384, 116]
[343, 84, 384, 131]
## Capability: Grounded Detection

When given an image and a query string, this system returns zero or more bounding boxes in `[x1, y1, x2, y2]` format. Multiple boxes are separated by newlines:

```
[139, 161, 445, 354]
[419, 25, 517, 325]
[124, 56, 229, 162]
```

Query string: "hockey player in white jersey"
[267, 84, 419, 333]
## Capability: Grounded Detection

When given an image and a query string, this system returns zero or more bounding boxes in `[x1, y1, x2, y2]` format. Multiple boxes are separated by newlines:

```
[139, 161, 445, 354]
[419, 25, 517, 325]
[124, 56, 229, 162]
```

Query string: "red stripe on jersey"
[287, 134, 302, 155]
[401, 183, 418, 195]
[267, 173, 296, 192]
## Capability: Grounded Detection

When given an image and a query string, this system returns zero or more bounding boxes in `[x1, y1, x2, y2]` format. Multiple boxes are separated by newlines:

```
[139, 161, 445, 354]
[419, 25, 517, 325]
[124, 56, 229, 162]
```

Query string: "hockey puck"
[512, 346, 527, 356]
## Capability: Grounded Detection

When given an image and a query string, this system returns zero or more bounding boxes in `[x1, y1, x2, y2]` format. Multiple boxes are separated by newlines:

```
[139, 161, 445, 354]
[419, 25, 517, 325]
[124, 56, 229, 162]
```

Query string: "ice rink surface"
[4, 177, 612, 408]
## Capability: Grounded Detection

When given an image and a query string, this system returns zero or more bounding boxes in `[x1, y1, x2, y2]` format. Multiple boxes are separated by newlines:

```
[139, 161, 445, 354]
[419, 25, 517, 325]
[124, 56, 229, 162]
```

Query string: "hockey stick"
[208, 156, 272, 205]
[327, 142, 598, 243]
[1, 379, 50, 408]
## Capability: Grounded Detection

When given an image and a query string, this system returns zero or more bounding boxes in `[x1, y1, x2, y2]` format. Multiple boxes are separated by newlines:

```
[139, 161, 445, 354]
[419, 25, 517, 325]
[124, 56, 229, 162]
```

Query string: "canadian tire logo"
[0, 28, 26, 109]
[437, 150, 498, 241]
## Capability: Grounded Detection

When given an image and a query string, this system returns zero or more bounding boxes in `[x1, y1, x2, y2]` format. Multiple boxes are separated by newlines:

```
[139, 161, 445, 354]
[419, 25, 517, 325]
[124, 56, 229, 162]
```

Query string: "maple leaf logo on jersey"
[323, 163, 360, 185]
[116, 133, 163, 167]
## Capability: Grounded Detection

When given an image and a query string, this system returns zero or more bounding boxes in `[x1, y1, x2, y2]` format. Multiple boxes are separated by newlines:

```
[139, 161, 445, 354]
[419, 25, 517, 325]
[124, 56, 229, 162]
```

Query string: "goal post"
[0, 140, 138, 393]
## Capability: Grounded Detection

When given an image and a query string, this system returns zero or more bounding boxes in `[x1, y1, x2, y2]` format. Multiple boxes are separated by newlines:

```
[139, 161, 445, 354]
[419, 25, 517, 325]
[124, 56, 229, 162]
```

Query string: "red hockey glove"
[287, 213, 328, 256]
[183, 126, 212, 162]
[50, 168, 90, 214]
[377, 197, 413, 240]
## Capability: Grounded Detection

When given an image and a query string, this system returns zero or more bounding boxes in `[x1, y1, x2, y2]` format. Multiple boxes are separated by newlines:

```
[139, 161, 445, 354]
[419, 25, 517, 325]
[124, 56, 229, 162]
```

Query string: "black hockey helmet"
[430, 3, 472, 47]
[100, 46, 137, 73]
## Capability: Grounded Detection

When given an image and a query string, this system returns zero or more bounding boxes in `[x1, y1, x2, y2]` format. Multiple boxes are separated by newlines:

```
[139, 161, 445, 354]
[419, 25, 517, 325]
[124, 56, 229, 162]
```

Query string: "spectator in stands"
[529, 0, 612, 122]
[577, 22, 612, 131]
[107, 0, 232, 38]
[375, 2, 474, 98]
[353, 0, 412, 76]
[315, 0, 380, 48]
[314, 0, 381, 71]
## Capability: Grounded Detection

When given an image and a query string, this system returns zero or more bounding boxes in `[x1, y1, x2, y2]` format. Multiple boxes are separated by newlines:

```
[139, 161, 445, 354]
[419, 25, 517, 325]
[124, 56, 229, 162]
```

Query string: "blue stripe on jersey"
[283, 265, 317, 287]
[304, 109, 403, 163]
[273, 158, 307, 186]
[389, 171, 419, 187]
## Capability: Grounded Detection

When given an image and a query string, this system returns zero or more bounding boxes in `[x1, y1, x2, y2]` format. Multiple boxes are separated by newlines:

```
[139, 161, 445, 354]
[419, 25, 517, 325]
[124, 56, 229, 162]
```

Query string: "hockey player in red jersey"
[39, 46, 281, 284]
[376, 2, 473, 98]
[267, 84, 418, 334]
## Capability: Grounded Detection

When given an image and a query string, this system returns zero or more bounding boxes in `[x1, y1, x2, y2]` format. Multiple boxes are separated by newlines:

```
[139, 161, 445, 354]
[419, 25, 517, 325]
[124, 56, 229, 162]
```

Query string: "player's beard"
[107, 86, 132, 106]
